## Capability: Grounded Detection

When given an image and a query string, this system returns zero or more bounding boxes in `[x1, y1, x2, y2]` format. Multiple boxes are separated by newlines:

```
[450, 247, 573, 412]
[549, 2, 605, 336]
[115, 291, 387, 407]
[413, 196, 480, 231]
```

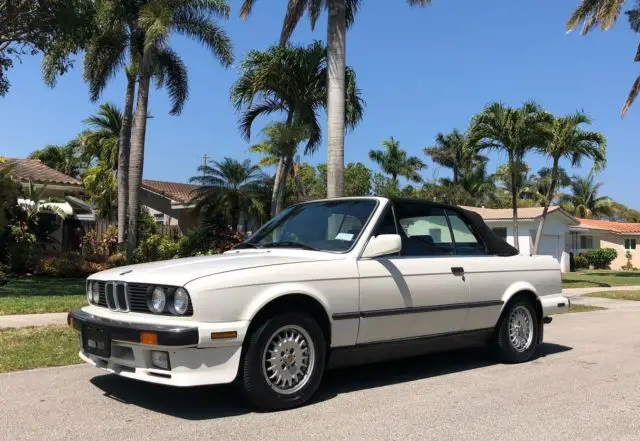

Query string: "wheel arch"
[499, 282, 544, 343]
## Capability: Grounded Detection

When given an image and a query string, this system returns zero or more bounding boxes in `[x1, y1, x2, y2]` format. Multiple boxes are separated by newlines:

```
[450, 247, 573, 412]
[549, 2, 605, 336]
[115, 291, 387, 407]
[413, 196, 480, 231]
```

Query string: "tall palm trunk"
[270, 157, 285, 217]
[117, 72, 135, 244]
[326, 0, 347, 198]
[509, 151, 520, 251]
[126, 72, 151, 261]
[533, 157, 560, 255]
[275, 154, 293, 214]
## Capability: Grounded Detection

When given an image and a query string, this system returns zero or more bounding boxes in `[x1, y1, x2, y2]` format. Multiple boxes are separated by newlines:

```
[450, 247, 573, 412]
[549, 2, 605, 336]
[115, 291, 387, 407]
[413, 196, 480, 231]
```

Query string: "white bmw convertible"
[69, 197, 569, 410]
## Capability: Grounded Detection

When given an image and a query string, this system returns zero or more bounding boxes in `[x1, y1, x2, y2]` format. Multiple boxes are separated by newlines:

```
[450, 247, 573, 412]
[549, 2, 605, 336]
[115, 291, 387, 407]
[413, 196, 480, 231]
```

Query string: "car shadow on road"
[89, 342, 572, 420]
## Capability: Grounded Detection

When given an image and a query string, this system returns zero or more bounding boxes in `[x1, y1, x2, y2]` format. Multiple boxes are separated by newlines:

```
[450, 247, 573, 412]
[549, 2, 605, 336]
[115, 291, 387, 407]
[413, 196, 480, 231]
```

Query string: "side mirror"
[361, 234, 402, 258]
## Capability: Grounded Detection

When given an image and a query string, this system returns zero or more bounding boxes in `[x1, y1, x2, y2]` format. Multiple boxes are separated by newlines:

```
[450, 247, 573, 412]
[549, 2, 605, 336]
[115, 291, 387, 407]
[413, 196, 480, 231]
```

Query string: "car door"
[356, 202, 472, 344]
[442, 208, 505, 331]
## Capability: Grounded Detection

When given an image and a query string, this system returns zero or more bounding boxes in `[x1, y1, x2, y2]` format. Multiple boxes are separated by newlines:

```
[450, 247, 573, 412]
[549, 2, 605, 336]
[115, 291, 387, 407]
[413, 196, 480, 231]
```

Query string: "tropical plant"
[532, 112, 606, 254]
[125, 0, 234, 260]
[584, 247, 618, 269]
[469, 101, 550, 250]
[520, 167, 572, 206]
[566, 0, 640, 116]
[190, 158, 266, 232]
[27, 142, 86, 177]
[232, 41, 364, 215]
[425, 129, 485, 184]
[82, 164, 117, 220]
[81, 102, 122, 170]
[369, 137, 426, 185]
[561, 171, 612, 218]
[0, 0, 96, 95]
[239, 0, 432, 198]
[0, 159, 20, 262]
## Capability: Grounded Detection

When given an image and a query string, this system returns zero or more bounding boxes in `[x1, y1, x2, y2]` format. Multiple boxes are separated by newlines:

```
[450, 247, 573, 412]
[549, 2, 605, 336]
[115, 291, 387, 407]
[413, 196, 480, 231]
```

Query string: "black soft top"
[389, 198, 519, 257]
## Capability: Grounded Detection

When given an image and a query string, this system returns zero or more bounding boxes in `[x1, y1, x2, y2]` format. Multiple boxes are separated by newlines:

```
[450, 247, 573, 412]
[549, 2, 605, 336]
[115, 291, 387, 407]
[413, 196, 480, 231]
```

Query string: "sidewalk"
[0, 312, 67, 329]
[562, 285, 640, 297]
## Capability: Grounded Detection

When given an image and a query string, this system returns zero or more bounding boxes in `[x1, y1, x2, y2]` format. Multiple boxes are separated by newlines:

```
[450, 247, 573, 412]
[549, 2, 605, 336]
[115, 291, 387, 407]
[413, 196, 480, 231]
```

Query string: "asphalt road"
[2, 300, 640, 441]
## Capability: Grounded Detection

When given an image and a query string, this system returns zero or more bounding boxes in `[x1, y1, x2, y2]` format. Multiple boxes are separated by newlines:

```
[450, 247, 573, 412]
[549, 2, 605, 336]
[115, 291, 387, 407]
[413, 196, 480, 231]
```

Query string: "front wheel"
[240, 312, 326, 410]
[492, 298, 539, 363]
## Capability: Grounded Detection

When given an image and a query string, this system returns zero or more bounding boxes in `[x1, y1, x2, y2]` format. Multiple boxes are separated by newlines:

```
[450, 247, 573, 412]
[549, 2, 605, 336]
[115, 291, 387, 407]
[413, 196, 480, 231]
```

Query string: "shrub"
[179, 226, 244, 257]
[7, 222, 40, 273]
[134, 234, 180, 263]
[584, 248, 618, 270]
[574, 254, 589, 270]
[107, 252, 127, 268]
[621, 250, 635, 271]
[0, 268, 7, 286]
[81, 226, 118, 262]
[39, 253, 111, 278]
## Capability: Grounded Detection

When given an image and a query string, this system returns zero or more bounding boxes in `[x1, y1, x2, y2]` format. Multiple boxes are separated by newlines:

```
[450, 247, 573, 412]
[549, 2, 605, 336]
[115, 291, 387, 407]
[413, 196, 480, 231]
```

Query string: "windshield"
[243, 199, 378, 252]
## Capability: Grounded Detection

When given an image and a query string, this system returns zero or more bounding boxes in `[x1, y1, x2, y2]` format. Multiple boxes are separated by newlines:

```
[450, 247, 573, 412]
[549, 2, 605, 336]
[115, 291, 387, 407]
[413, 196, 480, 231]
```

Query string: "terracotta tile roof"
[461, 205, 563, 220]
[141, 179, 199, 204]
[577, 218, 640, 234]
[0, 158, 81, 186]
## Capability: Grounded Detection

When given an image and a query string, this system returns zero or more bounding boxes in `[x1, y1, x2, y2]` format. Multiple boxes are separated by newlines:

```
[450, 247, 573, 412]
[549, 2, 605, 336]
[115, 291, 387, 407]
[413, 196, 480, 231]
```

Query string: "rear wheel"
[240, 312, 326, 410]
[493, 298, 538, 363]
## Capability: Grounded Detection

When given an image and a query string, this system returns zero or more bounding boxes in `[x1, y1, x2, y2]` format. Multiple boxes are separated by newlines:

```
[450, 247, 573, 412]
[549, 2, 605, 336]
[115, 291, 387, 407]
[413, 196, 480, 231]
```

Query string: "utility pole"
[201, 153, 209, 179]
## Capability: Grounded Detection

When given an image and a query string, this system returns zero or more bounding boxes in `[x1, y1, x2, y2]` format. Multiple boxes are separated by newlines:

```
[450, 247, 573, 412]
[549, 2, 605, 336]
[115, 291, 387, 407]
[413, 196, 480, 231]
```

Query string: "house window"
[625, 239, 637, 250]
[492, 228, 507, 240]
[153, 213, 165, 225]
[580, 235, 593, 249]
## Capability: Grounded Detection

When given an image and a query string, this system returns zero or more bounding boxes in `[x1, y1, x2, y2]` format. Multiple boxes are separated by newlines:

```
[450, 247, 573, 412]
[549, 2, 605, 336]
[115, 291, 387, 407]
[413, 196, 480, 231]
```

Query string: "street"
[2, 299, 640, 441]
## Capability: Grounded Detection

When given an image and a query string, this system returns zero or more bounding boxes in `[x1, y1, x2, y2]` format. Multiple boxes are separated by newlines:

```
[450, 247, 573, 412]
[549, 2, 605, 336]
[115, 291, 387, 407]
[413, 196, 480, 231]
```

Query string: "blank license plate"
[82, 326, 110, 358]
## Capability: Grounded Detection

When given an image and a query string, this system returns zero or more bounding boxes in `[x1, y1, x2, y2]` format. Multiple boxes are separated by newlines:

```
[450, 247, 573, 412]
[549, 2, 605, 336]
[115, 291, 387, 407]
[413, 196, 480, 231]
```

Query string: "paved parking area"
[1, 299, 639, 441]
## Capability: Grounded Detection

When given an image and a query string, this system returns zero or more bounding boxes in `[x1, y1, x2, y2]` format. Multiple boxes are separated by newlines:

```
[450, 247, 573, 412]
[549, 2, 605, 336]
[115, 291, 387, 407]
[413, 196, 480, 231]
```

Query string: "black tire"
[492, 297, 539, 363]
[240, 312, 326, 411]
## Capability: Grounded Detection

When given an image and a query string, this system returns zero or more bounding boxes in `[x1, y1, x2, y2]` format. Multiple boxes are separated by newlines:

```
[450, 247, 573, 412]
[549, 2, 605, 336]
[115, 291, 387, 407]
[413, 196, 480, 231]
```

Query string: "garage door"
[539, 234, 560, 261]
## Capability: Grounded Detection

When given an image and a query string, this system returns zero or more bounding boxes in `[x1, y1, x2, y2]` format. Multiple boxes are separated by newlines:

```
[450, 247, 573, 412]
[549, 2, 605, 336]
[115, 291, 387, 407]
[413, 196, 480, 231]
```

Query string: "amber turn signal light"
[211, 331, 237, 340]
[140, 331, 158, 345]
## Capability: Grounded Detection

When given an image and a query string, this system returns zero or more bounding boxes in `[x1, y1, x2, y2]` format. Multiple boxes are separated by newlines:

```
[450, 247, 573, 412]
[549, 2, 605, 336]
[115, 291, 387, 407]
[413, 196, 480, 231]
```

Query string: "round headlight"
[150, 287, 166, 313]
[172, 288, 189, 315]
[86, 281, 93, 304]
[92, 282, 100, 304]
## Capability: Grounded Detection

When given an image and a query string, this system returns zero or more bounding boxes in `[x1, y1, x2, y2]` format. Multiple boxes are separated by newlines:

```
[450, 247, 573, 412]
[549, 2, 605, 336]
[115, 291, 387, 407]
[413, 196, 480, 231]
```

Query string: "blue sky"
[1, 0, 639, 207]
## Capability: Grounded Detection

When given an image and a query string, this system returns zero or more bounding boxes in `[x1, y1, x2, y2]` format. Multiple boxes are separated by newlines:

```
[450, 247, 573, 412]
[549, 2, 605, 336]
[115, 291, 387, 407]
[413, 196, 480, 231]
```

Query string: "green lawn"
[0, 277, 87, 315]
[585, 290, 640, 301]
[562, 271, 640, 289]
[0, 325, 81, 372]
[563, 304, 607, 313]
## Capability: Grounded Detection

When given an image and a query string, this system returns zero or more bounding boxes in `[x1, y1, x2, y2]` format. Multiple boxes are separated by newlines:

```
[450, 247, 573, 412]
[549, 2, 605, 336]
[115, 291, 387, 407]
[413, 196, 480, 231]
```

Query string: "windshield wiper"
[234, 243, 260, 249]
[260, 241, 317, 251]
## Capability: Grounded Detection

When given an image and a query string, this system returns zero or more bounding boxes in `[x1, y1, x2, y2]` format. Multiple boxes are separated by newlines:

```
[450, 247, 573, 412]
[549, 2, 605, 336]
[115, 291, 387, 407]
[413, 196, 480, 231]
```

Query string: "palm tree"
[520, 167, 572, 206]
[239, 0, 432, 198]
[28, 142, 86, 178]
[566, 0, 640, 116]
[561, 171, 612, 218]
[369, 137, 426, 185]
[126, 0, 234, 259]
[81, 102, 123, 171]
[190, 158, 265, 232]
[425, 129, 486, 184]
[532, 113, 606, 254]
[231, 41, 364, 216]
[469, 102, 550, 250]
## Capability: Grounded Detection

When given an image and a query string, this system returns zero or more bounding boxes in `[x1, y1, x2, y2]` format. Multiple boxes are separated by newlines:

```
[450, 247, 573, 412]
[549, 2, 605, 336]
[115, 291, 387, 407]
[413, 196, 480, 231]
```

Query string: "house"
[1, 158, 95, 250]
[568, 218, 640, 270]
[463, 206, 579, 272]
[140, 179, 202, 233]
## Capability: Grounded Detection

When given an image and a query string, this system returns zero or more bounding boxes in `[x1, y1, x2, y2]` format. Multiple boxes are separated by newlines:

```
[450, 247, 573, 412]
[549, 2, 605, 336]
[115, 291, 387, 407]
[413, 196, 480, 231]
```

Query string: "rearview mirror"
[361, 234, 402, 258]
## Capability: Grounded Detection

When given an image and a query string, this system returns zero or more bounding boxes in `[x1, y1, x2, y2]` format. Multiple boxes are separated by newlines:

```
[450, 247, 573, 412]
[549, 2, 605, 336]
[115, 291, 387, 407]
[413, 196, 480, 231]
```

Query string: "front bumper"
[539, 293, 570, 317]
[68, 309, 247, 387]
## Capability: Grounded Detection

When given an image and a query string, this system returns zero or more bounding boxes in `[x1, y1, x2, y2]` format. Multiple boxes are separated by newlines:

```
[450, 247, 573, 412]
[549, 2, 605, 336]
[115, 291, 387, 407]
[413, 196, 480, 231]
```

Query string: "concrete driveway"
[2, 299, 639, 441]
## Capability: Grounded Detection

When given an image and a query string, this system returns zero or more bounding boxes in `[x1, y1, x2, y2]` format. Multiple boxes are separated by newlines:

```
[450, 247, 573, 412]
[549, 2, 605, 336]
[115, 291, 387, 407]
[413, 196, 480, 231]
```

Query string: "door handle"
[451, 267, 465, 276]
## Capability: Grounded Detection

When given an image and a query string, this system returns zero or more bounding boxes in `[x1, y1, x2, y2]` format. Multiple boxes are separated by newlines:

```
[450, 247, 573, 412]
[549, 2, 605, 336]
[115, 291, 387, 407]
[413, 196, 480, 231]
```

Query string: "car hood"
[88, 249, 343, 286]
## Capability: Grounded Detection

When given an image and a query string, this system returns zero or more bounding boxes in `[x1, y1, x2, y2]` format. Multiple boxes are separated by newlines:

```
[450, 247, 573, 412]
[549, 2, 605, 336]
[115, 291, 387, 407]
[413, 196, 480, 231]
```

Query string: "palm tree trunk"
[509, 151, 520, 251]
[117, 72, 135, 244]
[533, 157, 560, 255]
[270, 157, 285, 218]
[453, 165, 458, 184]
[126, 72, 151, 262]
[275, 154, 293, 214]
[326, 0, 347, 198]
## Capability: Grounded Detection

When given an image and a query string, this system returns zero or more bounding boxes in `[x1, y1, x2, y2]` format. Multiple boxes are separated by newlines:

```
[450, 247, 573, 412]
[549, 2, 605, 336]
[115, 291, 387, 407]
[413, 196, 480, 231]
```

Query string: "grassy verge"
[585, 290, 640, 301]
[561, 303, 607, 314]
[0, 325, 81, 373]
[0, 277, 86, 315]
[562, 271, 640, 289]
